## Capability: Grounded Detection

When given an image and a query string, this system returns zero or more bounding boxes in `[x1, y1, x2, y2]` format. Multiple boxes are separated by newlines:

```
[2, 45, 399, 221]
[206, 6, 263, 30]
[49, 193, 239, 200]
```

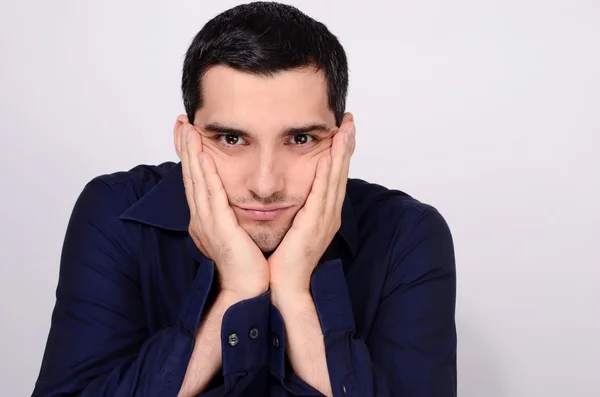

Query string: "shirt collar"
[119, 162, 358, 256]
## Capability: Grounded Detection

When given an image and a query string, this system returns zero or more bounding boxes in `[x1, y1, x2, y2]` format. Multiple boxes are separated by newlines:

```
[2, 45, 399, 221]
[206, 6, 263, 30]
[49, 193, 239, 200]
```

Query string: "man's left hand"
[268, 113, 356, 296]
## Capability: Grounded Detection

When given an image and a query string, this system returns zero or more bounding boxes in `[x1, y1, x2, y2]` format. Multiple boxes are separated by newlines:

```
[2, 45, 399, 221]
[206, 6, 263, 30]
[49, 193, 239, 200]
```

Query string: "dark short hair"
[181, 1, 349, 126]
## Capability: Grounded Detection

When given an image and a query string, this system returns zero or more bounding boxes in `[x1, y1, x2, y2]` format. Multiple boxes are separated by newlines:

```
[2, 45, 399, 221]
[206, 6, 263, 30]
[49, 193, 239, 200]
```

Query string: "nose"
[247, 151, 284, 200]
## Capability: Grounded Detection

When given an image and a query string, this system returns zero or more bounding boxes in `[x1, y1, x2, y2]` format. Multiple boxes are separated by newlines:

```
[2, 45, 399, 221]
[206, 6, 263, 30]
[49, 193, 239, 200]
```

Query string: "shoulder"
[71, 161, 177, 224]
[91, 161, 177, 200]
[346, 178, 455, 285]
[347, 177, 445, 223]
[346, 177, 453, 250]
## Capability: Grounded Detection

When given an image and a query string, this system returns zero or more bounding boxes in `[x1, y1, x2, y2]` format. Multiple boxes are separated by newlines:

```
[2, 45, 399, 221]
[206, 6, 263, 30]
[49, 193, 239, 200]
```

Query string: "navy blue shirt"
[32, 161, 456, 397]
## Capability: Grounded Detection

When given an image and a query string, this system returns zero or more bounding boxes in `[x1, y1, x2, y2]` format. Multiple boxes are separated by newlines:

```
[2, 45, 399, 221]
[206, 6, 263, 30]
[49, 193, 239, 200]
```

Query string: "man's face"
[177, 65, 337, 253]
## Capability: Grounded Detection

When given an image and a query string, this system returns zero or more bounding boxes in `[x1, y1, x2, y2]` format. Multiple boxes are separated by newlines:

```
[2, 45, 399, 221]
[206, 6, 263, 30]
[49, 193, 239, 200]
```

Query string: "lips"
[236, 206, 291, 221]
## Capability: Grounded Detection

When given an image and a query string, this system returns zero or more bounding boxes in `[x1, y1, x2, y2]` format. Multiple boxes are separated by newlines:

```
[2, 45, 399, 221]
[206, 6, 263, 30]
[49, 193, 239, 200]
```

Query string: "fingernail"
[198, 153, 204, 164]
[185, 128, 192, 142]
[345, 131, 351, 144]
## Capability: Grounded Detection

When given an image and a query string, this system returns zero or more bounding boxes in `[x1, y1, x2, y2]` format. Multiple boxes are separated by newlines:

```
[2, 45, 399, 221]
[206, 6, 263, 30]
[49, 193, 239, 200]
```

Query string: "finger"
[198, 151, 236, 223]
[326, 114, 354, 212]
[180, 123, 198, 217]
[303, 154, 332, 215]
[184, 125, 211, 219]
[335, 121, 355, 213]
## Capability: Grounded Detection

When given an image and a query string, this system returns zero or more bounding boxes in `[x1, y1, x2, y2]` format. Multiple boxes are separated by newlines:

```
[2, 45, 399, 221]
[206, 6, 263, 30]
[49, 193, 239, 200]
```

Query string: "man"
[32, 2, 456, 396]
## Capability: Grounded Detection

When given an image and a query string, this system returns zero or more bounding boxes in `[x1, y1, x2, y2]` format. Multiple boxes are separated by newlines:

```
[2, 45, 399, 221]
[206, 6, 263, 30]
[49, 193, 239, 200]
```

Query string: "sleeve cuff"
[221, 289, 271, 376]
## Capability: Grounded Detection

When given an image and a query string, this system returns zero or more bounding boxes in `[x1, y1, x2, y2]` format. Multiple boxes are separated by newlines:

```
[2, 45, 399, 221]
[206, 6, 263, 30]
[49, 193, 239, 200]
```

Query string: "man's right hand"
[178, 118, 269, 301]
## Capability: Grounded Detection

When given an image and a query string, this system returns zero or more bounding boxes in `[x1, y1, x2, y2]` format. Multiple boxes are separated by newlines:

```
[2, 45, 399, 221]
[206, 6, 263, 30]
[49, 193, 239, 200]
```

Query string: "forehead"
[197, 65, 334, 130]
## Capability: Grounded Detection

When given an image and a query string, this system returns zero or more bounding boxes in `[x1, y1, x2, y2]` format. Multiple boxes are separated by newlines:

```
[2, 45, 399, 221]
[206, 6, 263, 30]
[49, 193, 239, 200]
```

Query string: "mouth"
[235, 205, 292, 221]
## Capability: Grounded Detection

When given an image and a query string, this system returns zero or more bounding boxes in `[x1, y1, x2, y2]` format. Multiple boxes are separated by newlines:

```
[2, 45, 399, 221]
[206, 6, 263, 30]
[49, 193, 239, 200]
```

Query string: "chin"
[245, 222, 290, 253]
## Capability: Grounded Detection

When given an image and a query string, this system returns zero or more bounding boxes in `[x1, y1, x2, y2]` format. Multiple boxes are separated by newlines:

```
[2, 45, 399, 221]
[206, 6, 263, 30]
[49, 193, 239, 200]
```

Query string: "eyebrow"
[201, 122, 331, 139]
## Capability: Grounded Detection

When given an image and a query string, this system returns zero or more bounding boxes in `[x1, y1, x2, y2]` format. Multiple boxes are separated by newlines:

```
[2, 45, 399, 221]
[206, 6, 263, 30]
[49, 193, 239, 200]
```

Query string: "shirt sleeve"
[309, 207, 457, 397]
[31, 178, 270, 397]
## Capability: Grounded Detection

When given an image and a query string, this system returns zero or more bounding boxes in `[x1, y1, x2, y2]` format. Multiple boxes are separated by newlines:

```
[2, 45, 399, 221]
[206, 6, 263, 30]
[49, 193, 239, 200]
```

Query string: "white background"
[1, 0, 599, 396]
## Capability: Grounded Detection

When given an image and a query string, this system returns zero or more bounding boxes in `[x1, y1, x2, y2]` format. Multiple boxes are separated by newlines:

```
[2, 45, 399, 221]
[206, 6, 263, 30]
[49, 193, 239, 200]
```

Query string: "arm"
[274, 207, 457, 397]
[179, 289, 270, 397]
[178, 291, 231, 397]
[268, 114, 456, 395]
[271, 291, 332, 396]
[367, 208, 456, 396]
[32, 179, 269, 397]
[175, 118, 272, 394]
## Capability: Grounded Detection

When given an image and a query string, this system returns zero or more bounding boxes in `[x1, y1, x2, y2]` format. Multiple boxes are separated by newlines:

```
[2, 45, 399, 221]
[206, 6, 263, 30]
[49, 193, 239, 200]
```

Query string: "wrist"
[220, 286, 268, 304]
[271, 287, 312, 310]
[269, 276, 311, 299]
[215, 290, 240, 307]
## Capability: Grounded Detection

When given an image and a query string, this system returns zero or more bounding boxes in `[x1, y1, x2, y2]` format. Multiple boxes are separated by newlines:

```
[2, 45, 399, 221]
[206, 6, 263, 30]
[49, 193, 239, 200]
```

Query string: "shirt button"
[343, 384, 347, 394]
[227, 333, 239, 347]
[249, 328, 259, 339]
[272, 335, 280, 348]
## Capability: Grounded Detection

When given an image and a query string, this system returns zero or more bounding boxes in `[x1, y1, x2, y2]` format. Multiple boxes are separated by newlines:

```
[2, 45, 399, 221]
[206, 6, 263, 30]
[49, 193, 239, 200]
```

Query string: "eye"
[217, 134, 247, 146]
[288, 134, 315, 145]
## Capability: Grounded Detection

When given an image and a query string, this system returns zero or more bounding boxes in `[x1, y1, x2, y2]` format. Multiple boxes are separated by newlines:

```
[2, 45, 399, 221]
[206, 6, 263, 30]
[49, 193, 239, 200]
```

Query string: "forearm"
[272, 290, 333, 397]
[178, 291, 239, 397]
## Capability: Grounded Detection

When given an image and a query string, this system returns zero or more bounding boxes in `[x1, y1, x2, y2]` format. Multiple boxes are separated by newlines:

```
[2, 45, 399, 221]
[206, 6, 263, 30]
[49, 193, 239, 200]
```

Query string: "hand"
[178, 118, 270, 300]
[268, 113, 356, 295]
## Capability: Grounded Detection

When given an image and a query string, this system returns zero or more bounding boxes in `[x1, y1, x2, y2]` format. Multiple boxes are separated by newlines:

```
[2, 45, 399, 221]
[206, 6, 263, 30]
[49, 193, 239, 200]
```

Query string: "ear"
[173, 114, 190, 159]
[341, 112, 354, 129]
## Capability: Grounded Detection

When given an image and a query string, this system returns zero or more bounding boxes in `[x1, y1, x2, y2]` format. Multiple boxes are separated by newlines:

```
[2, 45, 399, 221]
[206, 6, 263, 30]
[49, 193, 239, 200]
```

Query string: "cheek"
[286, 158, 319, 197]
[212, 155, 247, 195]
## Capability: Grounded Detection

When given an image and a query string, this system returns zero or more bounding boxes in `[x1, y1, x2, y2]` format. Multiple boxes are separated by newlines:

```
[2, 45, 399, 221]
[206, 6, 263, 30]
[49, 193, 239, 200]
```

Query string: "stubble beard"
[245, 221, 291, 254]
